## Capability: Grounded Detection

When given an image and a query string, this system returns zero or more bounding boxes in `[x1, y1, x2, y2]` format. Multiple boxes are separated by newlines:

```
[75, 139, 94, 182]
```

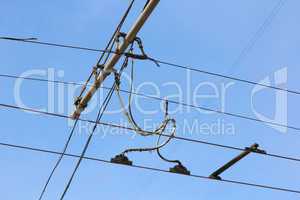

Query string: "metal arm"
[209, 143, 266, 180]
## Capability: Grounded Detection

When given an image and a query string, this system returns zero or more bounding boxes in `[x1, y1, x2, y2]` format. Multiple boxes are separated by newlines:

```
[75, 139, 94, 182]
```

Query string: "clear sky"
[1, 0, 300, 199]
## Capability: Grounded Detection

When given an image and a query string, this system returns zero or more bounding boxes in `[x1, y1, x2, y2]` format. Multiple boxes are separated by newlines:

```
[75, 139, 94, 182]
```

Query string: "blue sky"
[1, 0, 300, 199]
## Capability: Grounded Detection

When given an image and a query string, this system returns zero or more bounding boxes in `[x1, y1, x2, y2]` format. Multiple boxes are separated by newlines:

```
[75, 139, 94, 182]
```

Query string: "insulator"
[111, 154, 133, 166]
[169, 163, 190, 175]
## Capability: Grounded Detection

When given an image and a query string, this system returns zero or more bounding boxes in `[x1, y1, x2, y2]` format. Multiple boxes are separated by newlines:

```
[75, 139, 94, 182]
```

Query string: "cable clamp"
[93, 64, 105, 79]
[113, 70, 121, 90]
[74, 97, 82, 106]
[116, 32, 160, 66]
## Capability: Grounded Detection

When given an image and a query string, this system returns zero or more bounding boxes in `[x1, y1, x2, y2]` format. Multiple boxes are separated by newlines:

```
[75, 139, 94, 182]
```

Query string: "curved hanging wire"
[115, 42, 185, 167]
[114, 50, 177, 154]
[122, 117, 176, 155]
[116, 56, 171, 137]
[156, 122, 182, 165]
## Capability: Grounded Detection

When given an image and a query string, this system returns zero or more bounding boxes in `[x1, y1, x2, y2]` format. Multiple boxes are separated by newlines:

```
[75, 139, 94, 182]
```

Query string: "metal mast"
[72, 0, 160, 119]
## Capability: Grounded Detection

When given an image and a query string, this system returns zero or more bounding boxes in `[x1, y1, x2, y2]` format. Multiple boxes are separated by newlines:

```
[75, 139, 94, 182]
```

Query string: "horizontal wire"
[0, 73, 299, 132]
[1, 142, 300, 195]
[0, 37, 104, 53]
[1, 36, 299, 95]
[1, 103, 300, 164]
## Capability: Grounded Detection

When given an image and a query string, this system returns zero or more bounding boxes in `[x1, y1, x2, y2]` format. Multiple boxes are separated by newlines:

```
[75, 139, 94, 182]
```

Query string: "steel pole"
[72, 0, 160, 119]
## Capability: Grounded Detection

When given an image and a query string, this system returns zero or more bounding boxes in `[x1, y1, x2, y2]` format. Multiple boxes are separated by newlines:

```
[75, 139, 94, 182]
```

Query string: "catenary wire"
[0, 0, 293, 196]
[1, 73, 299, 132]
[231, 0, 287, 68]
[1, 36, 299, 95]
[1, 142, 300, 195]
[1, 103, 300, 164]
